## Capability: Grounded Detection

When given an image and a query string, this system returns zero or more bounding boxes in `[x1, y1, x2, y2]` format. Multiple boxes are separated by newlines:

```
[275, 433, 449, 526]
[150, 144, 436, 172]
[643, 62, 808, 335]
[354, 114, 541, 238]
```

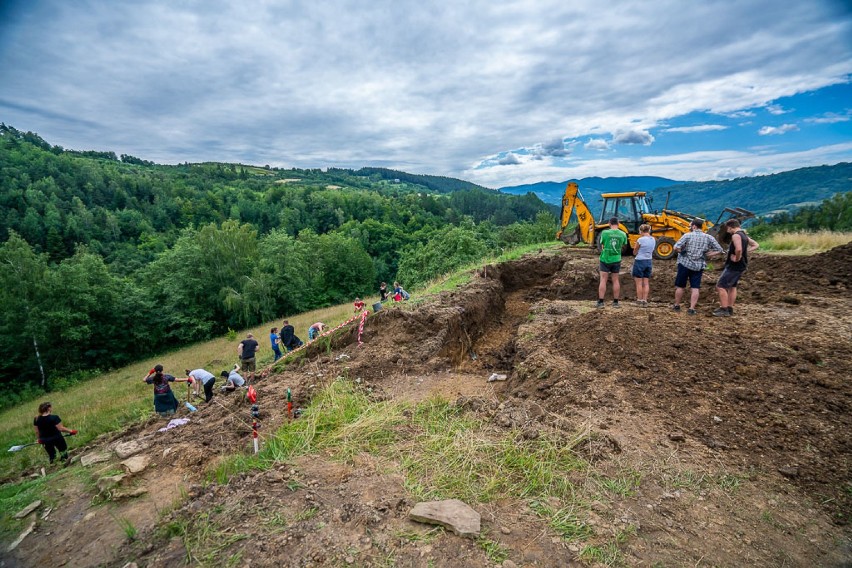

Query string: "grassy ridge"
[758, 230, 852, 254]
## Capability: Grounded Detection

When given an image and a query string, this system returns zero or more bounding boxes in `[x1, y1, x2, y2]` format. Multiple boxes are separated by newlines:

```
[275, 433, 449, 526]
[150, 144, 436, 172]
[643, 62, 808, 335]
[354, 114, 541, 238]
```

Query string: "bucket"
[372, 302, 383, 313]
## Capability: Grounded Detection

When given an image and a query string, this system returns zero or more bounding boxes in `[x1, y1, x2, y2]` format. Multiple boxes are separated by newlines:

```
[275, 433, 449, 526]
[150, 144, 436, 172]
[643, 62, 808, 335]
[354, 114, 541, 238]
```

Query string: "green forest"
[0, 125, 557, 403]
[748, 191, 852, 236]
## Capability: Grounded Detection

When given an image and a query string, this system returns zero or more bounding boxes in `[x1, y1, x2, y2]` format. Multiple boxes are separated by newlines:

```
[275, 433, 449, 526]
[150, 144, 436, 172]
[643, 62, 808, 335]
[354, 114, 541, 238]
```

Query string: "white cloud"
[535, 137, 570, 157]
[805, 112, 851, 124]
[584, 139, 611, 151]
[663, 124, 728, 133]
[498, 152, 521, 165]
[758, 124, 799, 135]
[766, 104, 792, 115]
[613, 129, 655, 145]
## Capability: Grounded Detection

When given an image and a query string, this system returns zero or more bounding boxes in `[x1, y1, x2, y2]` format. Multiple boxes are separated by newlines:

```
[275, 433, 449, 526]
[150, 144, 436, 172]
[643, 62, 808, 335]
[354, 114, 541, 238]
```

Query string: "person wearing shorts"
[631, 224, 655, 306]
[672, 218, 724, 315]
[238, 333, 260, 381]
[597, 217, 628, 309]
[714, 218, 759, 317]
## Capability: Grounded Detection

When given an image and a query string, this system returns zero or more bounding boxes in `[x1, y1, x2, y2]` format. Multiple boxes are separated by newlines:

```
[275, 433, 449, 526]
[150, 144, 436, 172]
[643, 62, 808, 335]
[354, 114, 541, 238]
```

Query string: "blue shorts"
[631, 259, 652, 279]
[599, 261, 621, 273]
[674, 264, 703, 289]
[716, 268, 744, 289]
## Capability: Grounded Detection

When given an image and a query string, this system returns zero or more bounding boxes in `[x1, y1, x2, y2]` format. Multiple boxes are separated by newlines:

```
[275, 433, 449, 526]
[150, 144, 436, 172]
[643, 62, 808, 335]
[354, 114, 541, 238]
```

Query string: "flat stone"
[97, 474, 127, 492]
[14, 500, 42, 519]
[121, 455, 150, 474]
[6, 520, 35, 552]
[409, 499, 480, 538]
[778, 465, 799, 479]
[81, 451, 111, 467]
[113, 488, 148, 500]
[114, 440, 149, 459]
[668, 432, 686, 442]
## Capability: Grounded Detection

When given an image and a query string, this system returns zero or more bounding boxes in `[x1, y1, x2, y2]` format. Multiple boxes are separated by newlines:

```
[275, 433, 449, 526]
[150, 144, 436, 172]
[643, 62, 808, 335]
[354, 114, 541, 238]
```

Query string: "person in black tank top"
[714, 219, 760, 316]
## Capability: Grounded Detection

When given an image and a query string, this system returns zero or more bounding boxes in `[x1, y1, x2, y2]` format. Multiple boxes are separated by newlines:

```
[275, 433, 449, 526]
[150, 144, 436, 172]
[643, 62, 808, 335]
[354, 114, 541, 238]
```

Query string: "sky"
[1, 0, 851, 189]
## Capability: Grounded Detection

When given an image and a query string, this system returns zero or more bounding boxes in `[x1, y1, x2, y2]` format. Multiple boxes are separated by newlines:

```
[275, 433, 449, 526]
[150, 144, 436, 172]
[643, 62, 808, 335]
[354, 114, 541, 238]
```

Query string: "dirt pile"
[4, 244, 851, 567]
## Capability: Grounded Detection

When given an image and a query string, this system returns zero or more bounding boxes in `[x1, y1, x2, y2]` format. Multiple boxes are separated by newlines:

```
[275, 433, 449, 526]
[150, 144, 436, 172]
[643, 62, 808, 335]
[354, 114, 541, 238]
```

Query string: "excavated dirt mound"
[4, 245, 851, 567]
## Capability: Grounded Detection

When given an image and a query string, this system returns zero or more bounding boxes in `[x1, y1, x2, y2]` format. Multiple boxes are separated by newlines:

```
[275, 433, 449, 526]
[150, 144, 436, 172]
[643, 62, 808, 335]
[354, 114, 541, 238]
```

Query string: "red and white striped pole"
[252, 421, 259, 454]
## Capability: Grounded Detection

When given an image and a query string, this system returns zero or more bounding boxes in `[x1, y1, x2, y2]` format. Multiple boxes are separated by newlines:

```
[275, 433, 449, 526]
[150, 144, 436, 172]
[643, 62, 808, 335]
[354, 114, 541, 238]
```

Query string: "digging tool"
[8, 432, 74, 453]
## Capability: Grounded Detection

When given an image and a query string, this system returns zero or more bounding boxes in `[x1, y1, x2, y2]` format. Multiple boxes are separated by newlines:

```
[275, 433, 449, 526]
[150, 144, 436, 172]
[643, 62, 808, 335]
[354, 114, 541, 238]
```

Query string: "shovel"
[8, 433, 73, 453]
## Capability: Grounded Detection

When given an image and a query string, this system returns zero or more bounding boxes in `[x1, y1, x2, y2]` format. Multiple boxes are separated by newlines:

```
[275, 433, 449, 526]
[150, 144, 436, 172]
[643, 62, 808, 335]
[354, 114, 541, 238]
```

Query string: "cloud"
[663, 124, 728, 133]
[613, 129, 655, 145]
[584, 139, 610, 151]
[765, 104, 792, 115]
[805, 111, 851, 124]
[498, 152, 521, 165]
[536, 137, 569, 157]
[723, 110, 756, 118]
[758, 124, 799, 135]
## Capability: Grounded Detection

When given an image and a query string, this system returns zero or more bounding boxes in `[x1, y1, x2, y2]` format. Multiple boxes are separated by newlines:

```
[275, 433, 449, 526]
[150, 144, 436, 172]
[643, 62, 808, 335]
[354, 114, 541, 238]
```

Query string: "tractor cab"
[599, 192, 650, 234]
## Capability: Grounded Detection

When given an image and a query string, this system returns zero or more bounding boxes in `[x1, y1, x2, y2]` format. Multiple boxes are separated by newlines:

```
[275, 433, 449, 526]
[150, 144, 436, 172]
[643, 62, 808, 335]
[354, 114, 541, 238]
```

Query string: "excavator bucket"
[710, 207, 756, 244]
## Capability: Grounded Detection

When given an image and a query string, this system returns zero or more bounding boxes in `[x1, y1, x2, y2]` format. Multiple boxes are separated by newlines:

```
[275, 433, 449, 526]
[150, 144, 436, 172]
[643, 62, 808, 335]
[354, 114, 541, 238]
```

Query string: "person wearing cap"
[237, 333, 260, 381]
[596, 217, 628, 309]
[672, 218, 724, 315]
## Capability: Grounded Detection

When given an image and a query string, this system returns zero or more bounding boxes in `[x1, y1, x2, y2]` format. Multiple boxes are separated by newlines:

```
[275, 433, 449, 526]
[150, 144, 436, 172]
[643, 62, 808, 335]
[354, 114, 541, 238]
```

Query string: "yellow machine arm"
[556, 182, 596, 244]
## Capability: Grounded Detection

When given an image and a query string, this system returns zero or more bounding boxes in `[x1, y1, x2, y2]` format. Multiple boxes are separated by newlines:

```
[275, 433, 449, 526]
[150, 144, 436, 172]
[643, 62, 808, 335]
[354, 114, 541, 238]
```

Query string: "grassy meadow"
[758, 230, 852, 254]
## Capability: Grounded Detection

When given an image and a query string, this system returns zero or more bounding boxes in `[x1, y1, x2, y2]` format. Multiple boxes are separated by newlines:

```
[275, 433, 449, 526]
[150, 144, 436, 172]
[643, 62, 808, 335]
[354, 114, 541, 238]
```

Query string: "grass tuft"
[761, 230, 852, 254]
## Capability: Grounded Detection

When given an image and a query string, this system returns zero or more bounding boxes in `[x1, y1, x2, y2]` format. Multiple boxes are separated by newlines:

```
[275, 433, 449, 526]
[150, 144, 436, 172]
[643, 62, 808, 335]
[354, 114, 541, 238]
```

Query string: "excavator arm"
[556, 182, 596, 244]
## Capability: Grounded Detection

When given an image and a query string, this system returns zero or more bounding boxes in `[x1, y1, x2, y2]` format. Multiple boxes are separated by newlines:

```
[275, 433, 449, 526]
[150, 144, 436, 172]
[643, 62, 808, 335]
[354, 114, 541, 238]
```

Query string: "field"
[1, 243, 850, 567]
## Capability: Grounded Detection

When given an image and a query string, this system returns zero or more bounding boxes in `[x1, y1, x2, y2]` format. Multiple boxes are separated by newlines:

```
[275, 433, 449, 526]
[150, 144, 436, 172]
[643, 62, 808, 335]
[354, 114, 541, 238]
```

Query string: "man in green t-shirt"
[597, 217, 628, 308]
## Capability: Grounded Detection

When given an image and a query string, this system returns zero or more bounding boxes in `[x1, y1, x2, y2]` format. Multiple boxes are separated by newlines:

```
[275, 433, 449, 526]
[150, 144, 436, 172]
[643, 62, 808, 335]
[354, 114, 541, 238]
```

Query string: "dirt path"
[3, 244, 850, 567]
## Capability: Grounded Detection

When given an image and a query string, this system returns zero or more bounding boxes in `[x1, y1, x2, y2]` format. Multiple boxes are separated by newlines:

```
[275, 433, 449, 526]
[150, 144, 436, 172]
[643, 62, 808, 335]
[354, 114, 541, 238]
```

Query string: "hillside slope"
[2, 244, 850, 567]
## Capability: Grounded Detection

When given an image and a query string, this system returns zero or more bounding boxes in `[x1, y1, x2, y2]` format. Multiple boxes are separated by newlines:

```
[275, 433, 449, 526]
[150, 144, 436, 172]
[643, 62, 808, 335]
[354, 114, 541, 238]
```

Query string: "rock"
[778, 465, 799, 479]
[6, 520, 36, 552]
[713, 416, 722, 423]
[121, 455, 150, 474]
[114, 440, 149, 459]
[14, 500, 42, 519]
[502, 560, 519, 568]
[97, 474, 127, 492]
[163, 447, 172, 458]
[81, 451, 111, 467]
[488, 373, 508, 382]
[265, 470, 285, 483]
[113, 488, 148, 500]
[409, 499, 481, 538]
[500, 526, 511, 534]
[668, 432, 685, 442]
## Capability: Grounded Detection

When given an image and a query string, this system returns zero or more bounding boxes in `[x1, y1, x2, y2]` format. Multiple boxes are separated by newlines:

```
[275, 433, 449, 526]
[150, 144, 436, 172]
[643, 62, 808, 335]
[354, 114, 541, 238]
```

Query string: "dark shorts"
[241, 357, 256, 372]
[599, 261, 621, 274]
[631, 259, 653, 279]
[675, 264, 703, 289]
[716, 267, 745, 289]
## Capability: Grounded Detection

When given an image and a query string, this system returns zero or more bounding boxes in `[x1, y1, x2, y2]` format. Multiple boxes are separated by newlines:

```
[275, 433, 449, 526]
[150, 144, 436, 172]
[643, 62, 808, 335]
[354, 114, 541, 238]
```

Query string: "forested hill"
[0, 125, 555, 398]
[500, 163, 852, 219]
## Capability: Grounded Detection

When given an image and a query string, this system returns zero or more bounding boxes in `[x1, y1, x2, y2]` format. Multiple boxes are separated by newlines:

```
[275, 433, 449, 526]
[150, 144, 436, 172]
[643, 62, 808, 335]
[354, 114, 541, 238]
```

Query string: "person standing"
[308, 322, 326, 341]
[631, 224, 656, 306]
[379, 282, 389, 302]
[270, 327, 282, 361]
[33, 402, 77, 464]
[714, 219, 760, 317]
[597, 217, 628, 308]
[237, 334, 260, 381]
[672, 218, 724, 315]
[186, 368, 216, 403]
[143, 365, 190, 417]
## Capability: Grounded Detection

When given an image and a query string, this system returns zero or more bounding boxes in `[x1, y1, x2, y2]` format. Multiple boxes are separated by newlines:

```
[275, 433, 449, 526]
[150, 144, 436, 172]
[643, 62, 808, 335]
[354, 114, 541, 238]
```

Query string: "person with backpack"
[33, 402, 77, 464]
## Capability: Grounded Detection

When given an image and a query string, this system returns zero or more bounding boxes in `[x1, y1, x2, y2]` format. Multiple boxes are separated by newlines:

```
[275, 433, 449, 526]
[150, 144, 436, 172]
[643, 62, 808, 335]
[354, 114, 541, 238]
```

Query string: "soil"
[2, 243, 851, 567]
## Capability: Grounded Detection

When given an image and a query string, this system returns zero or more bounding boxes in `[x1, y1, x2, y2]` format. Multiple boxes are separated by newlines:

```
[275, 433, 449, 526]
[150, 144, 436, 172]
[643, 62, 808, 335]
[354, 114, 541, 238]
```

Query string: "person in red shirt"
[353, 297, 366, 312]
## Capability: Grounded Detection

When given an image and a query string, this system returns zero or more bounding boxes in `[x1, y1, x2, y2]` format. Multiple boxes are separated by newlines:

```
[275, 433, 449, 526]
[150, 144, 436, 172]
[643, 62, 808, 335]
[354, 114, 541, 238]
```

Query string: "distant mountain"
[499, 176, 685, 207]
[498, 164, 852, 218]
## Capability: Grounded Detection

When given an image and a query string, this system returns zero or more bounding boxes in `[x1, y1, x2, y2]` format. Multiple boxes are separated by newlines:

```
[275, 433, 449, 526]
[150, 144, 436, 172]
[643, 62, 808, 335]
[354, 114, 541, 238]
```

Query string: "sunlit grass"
[760, 230, 852, 254]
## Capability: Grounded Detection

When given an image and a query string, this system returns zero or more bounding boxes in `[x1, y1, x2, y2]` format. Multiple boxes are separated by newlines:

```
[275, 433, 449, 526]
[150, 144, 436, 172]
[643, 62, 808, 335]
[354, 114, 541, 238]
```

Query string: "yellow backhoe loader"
[555, 182, 754, 259]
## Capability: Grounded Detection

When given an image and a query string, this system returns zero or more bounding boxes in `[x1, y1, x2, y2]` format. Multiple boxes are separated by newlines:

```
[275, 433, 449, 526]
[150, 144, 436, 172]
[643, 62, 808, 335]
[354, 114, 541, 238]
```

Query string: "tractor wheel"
[653, 237, 677, 260]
